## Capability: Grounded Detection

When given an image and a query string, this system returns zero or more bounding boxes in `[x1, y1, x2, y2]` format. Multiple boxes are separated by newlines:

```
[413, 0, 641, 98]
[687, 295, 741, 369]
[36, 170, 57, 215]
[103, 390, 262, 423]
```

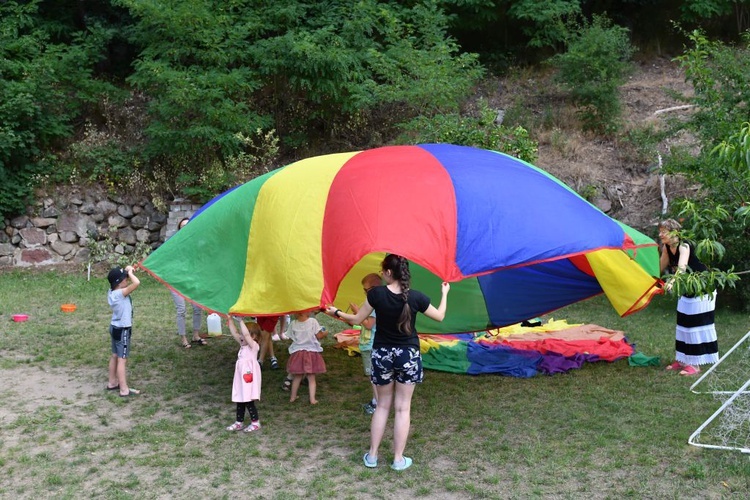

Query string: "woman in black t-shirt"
[327, 254, 450, 471]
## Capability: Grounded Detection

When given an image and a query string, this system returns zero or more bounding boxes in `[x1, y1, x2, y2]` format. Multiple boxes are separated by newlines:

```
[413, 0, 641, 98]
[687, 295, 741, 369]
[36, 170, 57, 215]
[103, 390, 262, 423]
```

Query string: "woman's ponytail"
[382, 254, 413, 334]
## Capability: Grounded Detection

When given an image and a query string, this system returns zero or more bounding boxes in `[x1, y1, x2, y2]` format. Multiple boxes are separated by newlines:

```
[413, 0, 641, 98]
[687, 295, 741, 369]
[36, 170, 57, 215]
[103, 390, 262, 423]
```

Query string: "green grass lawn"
[1, 267, 749, 499]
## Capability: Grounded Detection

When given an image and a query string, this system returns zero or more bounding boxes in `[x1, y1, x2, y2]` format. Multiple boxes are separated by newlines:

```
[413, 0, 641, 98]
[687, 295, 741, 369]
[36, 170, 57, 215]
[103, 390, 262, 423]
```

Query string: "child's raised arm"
[121, 265, 140, 297]
[227, 317, 242, 345]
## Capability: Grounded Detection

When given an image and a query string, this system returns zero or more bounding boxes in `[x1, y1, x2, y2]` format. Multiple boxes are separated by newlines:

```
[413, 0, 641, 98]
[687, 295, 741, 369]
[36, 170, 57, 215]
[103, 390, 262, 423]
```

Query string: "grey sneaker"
[363, 453, 378, 468]
[363, 402, 376, 415]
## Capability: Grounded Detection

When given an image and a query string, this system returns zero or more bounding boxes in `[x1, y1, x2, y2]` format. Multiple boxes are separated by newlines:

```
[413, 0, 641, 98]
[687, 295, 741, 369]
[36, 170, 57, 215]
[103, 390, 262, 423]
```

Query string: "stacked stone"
[165, 199, 202, 240]
[0, 190, 168, 267]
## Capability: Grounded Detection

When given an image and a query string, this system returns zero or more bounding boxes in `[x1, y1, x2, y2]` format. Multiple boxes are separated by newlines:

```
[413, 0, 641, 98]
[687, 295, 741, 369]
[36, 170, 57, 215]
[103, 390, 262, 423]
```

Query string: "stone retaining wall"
[0, 186, 199, 267]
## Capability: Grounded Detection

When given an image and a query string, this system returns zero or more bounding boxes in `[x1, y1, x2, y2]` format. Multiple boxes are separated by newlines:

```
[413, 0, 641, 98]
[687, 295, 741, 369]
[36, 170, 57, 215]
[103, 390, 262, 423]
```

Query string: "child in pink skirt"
[286, 311, 327, 404]
[226, 318, 263, 433]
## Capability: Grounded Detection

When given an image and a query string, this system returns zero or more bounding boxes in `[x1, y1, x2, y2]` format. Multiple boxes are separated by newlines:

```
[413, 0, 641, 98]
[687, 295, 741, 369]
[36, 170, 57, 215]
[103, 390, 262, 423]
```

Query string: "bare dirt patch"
[0, 364, 133, 446]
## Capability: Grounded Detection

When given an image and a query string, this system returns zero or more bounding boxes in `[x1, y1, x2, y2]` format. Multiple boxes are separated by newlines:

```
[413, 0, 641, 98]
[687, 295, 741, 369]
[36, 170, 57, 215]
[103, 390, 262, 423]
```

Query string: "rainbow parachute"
[335, 319, 636, 378]
[142, 144, 662, 334]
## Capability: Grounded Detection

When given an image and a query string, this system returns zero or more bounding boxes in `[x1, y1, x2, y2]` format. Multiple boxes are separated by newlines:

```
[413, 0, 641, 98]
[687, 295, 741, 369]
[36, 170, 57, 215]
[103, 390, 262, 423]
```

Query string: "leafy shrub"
[666, 31, 750, 308]
[397, 100, 538, 164]
[623, 124, 672, 165]
[225, 130, 280, 184]
[68, 123, 140, 184]
[674, 29, 750, 152]
[665, 155, 748, 303]
[0, 1, 117, 218]
[669, 35, 750, 307]
[119, 0, 483, 181]
[549, 15, 635, 135]
[174, 129, 280, 203]
[507, 0, 582, 50]
[578, 184, 598, 202]
[87, 226, 152, 275]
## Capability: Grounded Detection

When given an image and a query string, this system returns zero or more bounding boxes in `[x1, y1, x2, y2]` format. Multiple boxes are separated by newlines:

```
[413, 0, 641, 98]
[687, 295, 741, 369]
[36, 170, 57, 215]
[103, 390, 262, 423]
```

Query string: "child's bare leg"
[290, 374, 303, 402]
[108, 354, 119, 388]
[116, 358, 139, 395]
[191, 304, 202, 342]
[308, 374, 317, 404]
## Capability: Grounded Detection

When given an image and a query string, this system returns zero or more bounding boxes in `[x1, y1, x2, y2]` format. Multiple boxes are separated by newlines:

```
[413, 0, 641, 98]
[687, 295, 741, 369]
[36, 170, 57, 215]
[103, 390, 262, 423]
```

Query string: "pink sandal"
[665, 361, 682, 371]
[679, 365, 700, 376]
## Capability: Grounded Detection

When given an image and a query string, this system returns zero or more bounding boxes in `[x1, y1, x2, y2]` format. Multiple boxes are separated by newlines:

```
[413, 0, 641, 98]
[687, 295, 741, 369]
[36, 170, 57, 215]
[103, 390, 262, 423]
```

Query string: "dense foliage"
[665, 32, 750, 303]
[397, 100, 538, 164]
[2, 0, 750, 267]
[0, 0, 489, 215]
[118, 0, 484, 190]
[550, 15, 635, 134]
[441, 0, 750, 67]
[0, 0, 117, 216]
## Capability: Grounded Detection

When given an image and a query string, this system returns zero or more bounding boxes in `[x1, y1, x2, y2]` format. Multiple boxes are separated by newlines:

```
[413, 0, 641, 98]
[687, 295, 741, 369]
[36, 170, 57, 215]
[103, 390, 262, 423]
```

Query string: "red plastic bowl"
[12, 314, 29, 322]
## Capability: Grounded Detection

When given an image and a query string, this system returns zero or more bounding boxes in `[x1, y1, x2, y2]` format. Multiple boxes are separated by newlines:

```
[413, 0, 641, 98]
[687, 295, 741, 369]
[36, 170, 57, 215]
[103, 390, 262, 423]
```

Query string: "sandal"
[243, 421, 261, 433]
[181, 341, 192, 349]
[226, 421, 244, 432]
[191, 338, 208, 346]
[282, 377, 292, 391]
[679, 365, 700, 376]
[665, 361, 682, 371]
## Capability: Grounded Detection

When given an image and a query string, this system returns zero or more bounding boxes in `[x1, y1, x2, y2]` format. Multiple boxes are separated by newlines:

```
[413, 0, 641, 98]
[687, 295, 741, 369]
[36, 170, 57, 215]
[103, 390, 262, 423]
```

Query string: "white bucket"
[207, 313, 222, 337]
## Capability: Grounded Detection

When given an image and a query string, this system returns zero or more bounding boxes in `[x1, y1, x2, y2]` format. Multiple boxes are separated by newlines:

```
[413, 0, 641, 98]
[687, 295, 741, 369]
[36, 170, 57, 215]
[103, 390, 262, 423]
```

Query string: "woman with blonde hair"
[659, 219, 719, 376]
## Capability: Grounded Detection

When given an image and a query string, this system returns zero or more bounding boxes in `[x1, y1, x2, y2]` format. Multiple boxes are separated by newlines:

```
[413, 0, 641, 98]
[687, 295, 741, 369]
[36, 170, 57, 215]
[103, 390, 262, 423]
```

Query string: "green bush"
[674, 30, 750, 153]
[0, 1, 117, 218]
[119, 0, 484, 190]
[549, 15, 635, 135]
[668, 29, 750, 308]
[397, 100, 538, 164]
[623, 124, 671, 165]
[661, 200, 740, 298]
[172, 129, 280, 203]
[507, 0, 582, 50]
[86, 225, 152, 272]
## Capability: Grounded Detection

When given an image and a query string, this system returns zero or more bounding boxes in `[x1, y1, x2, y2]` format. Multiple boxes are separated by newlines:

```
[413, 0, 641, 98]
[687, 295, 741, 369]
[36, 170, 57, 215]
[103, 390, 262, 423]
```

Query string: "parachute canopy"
[142, 144, 662, 334]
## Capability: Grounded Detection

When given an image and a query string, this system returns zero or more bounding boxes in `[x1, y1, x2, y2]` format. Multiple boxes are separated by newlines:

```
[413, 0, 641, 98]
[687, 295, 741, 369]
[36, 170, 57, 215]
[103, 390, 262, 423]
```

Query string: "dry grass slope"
[482, 56, 697, 233]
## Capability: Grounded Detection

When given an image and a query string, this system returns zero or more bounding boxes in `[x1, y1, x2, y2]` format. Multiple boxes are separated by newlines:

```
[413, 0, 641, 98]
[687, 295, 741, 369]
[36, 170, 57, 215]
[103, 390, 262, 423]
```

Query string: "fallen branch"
[658, 153, 668, 215]
[654, 104, 694, 116]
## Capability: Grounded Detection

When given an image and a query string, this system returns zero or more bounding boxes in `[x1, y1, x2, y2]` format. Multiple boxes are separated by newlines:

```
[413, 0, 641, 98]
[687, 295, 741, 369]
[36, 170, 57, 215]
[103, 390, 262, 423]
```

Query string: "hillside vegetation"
[3, 1, 750, 305]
